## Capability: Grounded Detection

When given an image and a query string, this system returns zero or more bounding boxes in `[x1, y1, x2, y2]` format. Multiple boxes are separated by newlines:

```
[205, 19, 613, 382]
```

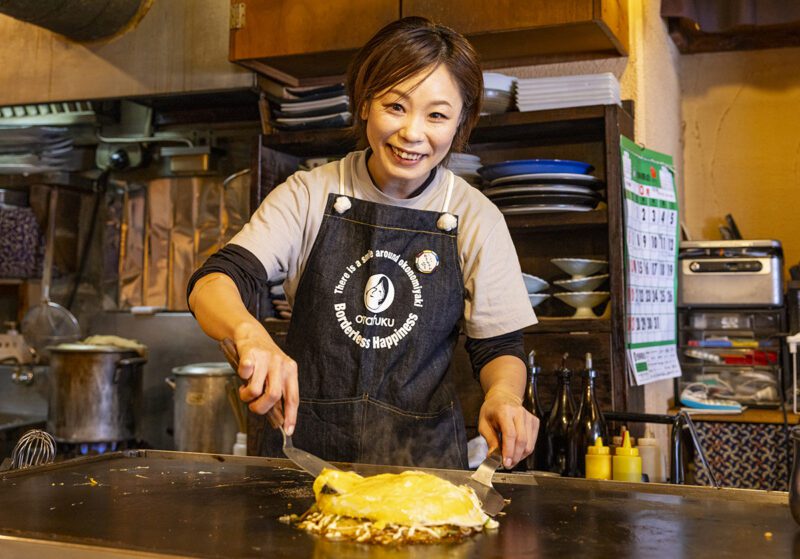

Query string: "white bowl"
[528, 293, 550, 308]
[553, 291, 610, 318]
[522, 273, 549, 293]
[481, 89, 514, 114]
[553, 274, 608, 292]
[551, 258, 608, 279]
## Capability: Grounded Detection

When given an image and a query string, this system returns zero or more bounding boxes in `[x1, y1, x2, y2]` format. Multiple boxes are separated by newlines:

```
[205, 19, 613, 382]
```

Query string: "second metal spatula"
[219, 338, 339, 477]
[466, 451, 506, 516]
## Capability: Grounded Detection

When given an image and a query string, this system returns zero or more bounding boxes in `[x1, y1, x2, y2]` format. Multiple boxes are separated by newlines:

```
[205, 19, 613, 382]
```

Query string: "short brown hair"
[347, 16, 483, 155]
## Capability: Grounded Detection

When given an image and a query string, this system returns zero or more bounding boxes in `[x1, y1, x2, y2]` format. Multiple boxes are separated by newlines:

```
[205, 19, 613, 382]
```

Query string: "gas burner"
[57, 439, 148, 460]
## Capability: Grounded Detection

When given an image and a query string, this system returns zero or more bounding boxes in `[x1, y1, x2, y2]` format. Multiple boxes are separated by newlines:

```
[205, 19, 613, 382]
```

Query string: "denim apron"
[259, 160, 468, 468]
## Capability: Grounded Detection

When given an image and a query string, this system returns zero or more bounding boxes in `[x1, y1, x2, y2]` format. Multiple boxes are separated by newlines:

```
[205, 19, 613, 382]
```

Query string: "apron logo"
[332, 249, 424, 350]
[415, 250, 439, 274]
[364, 274, 394, 313]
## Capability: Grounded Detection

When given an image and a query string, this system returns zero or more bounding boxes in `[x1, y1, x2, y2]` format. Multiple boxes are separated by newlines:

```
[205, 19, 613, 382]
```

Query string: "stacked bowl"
[550, 258, 609, 318]
[481, 72, 516, 115]
[522, 273, 550, 309]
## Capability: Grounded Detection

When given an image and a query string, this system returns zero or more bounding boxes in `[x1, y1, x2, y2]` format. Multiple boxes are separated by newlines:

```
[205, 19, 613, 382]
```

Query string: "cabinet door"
[403, 0, 628, 61]
[404, 0, 593, 34]
[230, 0, 398, 60]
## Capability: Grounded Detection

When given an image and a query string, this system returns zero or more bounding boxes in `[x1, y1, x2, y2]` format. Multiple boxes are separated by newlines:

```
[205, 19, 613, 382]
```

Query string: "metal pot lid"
[172, 362, 235, 376]
[48, 343, 140, 353]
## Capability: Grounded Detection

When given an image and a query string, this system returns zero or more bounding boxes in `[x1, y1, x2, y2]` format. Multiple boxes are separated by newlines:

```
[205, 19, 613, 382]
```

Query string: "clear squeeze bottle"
[523, 350, 549, 471]
[585, 437, 612, 480]
[637, 429, 665, 483]
[566, 353, 608, 477]
[612, 430, 642, 482]
[545, 353, 574, 475]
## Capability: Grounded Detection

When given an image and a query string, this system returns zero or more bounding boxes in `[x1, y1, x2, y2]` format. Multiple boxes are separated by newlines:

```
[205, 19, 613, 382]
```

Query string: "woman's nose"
[399, 115, 424, 142]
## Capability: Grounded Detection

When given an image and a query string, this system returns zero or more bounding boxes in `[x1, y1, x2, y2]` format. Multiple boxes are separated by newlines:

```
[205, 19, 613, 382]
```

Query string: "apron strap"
[436, 170, 457, 232]
[334, 158, 352, 214]
[333, 157, 457, 232]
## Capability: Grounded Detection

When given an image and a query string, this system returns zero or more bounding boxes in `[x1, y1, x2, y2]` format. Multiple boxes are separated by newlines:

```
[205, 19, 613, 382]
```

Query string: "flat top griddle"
[0, 450, 795, 558]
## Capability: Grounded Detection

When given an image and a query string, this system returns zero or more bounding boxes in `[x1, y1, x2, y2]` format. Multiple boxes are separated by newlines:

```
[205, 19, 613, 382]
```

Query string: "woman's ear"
[360, 100, 370, 121]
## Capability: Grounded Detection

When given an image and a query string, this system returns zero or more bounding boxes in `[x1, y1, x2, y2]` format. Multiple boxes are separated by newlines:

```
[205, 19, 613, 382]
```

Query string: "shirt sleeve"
[227, 171, 311, 283]
[186, 244, 268, 316]
[464, 329, 526, 378]
[462, 215, 537, 338]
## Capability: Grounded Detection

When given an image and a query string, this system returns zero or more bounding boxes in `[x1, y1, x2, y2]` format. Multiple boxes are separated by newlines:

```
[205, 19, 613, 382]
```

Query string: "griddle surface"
[0, 450, 795, 558]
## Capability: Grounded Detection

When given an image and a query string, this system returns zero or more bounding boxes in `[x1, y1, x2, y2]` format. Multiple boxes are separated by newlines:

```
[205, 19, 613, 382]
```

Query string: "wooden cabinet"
[230, 0, 628, 86]
[254, 103, 642, 424]
[404, 0, 628, 68]
[229, 0, 398, 85]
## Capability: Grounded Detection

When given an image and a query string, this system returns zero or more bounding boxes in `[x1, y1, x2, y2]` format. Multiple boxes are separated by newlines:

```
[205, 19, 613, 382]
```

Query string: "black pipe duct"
[0, 0, 151, 42]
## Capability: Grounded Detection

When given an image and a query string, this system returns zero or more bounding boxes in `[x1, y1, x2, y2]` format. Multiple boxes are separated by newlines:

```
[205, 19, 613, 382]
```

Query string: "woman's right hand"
[233, 324, 299, 436]
[189, 273, 299, 435]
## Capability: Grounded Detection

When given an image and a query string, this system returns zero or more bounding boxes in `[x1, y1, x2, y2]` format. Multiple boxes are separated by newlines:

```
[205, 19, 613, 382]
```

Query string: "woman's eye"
[387, 103, 404, 112]
[430, 112, 449, 120]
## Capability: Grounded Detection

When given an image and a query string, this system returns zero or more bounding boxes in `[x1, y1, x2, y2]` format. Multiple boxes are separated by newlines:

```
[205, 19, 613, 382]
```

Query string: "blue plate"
[477, 159, 593, 181]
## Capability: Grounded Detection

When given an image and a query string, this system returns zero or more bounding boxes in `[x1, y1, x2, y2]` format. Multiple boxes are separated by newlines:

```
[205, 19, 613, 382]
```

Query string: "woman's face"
[363, 64, 464, 197]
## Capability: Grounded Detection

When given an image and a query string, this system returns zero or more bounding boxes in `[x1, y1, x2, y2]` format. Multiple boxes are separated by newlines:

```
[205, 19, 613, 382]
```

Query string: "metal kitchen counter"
[0, 450, 796, 558]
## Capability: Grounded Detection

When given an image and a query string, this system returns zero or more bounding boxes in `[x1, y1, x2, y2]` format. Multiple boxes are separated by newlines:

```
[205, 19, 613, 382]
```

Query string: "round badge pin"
[415, 250, 439, 274]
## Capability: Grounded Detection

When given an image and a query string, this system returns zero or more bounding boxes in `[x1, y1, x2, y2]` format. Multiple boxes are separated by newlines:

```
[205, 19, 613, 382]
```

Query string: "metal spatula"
[434, 450, 507, 516]
[437, 443, 536, 517]
[467, 451, 506, 516]
[219, 338, 339, 477]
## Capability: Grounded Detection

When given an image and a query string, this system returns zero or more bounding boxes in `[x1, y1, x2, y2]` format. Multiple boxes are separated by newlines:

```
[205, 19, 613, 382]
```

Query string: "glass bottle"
[522, 350, 548, 471]
[566, 353, 608, 477]
[545, 353, 574, 475]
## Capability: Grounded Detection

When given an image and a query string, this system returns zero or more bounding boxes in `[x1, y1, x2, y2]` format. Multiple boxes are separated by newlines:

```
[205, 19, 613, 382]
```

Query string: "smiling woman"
[361, 65, 464, 197]
[348, 16, 483, 172]
[187, 16, 539, 472]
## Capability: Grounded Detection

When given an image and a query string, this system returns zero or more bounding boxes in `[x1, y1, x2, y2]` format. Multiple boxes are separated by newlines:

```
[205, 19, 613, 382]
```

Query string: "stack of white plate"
[515, 73, 620, 112]
[482, 72, 516, 115]
[478, 159, 604, 215]
[268, 83, 352, 131]
[447, 153, 482, 187]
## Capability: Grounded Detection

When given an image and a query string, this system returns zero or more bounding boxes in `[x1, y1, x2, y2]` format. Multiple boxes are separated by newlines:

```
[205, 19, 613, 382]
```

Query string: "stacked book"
[265, 83, 352, 132]
[515, 73, 620, 112]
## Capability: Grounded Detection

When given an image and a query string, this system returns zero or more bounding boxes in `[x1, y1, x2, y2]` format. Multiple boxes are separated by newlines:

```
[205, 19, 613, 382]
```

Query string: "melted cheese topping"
[312, 469, 489, 527]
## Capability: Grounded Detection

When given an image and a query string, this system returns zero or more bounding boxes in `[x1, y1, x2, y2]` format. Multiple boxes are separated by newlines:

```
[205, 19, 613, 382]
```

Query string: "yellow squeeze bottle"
[585, 437, 611, 480]
[612, 430, 642, 482]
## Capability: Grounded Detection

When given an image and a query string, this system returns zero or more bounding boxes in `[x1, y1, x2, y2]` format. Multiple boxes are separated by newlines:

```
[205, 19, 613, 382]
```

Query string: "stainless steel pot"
[47, 344, 146, 443]
[167, 362, 237, 454]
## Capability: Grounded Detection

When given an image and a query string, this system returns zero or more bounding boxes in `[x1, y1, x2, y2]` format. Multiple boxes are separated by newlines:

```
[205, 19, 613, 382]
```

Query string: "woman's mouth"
[389, 145, 424, 162]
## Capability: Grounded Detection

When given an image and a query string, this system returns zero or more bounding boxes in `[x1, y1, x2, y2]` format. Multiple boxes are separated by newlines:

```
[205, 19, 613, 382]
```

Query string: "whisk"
[10, 429, 56, 469]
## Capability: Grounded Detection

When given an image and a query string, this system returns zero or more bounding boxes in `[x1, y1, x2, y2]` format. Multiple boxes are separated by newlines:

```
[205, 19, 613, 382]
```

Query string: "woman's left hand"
[478, 389, 539, 469]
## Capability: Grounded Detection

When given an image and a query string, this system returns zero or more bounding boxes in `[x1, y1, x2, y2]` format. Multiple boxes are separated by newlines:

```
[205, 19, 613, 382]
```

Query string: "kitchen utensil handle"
[219, 337, 284, 429]
[41, 187, 59, 302]
[114, 356, 147, 383]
